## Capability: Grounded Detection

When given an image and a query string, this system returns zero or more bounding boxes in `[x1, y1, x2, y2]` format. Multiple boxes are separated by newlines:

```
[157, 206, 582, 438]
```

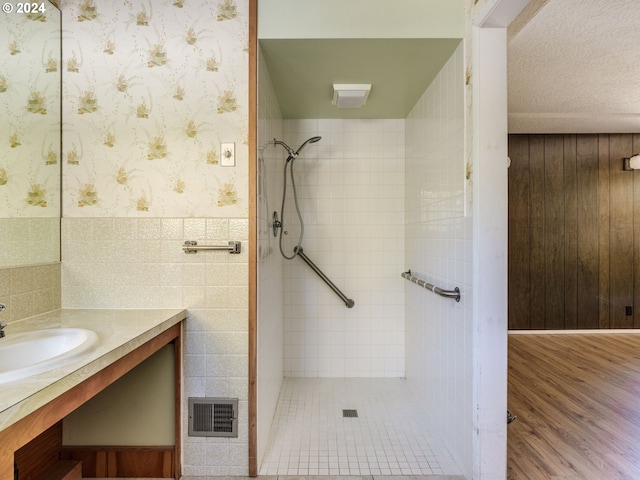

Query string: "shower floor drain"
[342, 409, 358, 418]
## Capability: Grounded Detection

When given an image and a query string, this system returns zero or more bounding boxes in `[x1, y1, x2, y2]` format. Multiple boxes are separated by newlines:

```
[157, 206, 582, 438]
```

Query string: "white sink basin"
[0, 328, 98, 384]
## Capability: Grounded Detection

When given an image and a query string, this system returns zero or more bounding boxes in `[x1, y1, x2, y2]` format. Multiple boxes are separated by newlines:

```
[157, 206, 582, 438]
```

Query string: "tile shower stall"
[257, 43, 473, 477]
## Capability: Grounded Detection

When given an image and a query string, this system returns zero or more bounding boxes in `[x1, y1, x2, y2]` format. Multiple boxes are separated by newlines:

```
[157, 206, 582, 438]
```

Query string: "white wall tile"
[281, 118, 405, 378]
[404, 43, 471, 479]
[255, 47, 286, 466]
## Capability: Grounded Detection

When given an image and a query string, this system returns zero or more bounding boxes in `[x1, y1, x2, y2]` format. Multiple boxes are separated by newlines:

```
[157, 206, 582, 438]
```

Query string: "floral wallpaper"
[0, 3, 61, 217]
[61, 0, 249, 217]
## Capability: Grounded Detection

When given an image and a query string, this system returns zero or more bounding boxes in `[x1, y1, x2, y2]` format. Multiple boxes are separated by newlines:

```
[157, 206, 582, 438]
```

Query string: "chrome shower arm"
[271, 138, 296, 157]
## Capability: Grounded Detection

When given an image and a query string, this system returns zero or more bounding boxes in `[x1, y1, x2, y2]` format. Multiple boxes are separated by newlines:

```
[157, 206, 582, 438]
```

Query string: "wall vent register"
[188, 397, 238, 437]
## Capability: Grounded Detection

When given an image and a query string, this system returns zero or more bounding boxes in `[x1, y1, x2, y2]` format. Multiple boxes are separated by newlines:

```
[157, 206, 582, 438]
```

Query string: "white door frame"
[470, 1, 530, 478]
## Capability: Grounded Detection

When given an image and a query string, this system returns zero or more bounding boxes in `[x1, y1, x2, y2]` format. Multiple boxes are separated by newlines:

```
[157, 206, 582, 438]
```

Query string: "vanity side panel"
[14, 421, 63, 480]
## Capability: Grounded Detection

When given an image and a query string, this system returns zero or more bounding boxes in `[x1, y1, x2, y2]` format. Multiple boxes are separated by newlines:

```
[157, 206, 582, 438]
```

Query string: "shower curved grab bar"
[401, 270, 460, 302]
[294, 247, 355, 308]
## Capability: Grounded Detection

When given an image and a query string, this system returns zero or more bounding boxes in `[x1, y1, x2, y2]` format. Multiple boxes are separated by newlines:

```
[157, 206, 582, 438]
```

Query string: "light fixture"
[623, 153, 640, 171]
[332, 84, 371, 108]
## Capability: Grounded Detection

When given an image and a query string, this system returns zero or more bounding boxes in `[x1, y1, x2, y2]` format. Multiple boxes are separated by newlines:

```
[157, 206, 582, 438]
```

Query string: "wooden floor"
[508, 333, 640, 479]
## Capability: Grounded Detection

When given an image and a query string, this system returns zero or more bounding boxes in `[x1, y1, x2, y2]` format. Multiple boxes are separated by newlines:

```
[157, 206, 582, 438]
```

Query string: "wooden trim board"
[60, 446, 174, 478]
[248, 0, 258, 476]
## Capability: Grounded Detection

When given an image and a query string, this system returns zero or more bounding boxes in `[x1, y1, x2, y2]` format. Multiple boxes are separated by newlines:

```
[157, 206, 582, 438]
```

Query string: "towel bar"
[182, 240, 241, 254]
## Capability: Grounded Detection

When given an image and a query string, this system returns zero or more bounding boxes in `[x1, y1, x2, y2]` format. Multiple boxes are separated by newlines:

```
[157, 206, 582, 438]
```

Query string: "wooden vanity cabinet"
[0, 321, 183, 480]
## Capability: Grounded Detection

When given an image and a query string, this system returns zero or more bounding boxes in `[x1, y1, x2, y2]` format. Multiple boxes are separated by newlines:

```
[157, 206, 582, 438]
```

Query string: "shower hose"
[278, 157, 304, 260]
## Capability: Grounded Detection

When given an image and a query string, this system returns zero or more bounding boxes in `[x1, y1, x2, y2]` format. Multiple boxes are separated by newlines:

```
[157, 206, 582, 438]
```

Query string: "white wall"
[281, 118, 405, 378]
[259, 0, 464, 39]
[468, 19, 511, 480]
[404, 43, 473, 478]
[256, 48, 285, 466]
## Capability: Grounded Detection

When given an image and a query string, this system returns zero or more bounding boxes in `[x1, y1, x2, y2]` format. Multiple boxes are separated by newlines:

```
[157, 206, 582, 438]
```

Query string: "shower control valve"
[272, 212, 282, 237]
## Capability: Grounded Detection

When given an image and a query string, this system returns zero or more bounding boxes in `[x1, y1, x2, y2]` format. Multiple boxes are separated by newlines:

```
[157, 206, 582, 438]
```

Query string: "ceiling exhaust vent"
[188, 397, 238, 437]
[332, 84, 371, 108]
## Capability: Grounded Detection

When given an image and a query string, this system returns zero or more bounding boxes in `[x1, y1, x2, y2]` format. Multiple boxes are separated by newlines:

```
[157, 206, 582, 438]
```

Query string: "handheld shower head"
[271, 136, 322, 160]
[294, 136, 322, 156]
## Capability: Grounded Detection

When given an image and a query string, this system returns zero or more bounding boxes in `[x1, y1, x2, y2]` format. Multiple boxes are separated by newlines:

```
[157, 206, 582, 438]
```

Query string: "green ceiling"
[260, 38, 462, 119]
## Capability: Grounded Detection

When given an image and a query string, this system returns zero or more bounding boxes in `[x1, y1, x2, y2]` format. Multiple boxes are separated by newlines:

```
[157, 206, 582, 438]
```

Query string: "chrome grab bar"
[294, 247, 355, 308]
[401, 270, 460, 302]
[183, 240, 241, 254]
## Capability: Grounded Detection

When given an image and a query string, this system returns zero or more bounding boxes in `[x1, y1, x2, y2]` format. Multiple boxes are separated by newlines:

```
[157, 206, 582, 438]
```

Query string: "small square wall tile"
[206, 218, 229, 240]
[138, 217, 162, 239]
[113, 217, 138, 239]
[184, 218, 207, 239]
[161, 218, 184, 239]
[229, 218, 249, 239]
[92, 218, 115, 240]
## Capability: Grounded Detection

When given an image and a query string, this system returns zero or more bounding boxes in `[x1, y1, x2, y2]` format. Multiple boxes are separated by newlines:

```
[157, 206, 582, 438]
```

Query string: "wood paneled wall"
[508, 134, 640, 329]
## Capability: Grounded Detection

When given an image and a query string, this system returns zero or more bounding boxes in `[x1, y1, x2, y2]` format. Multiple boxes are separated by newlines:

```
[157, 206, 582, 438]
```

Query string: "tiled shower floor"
[259, 378, 462, 476]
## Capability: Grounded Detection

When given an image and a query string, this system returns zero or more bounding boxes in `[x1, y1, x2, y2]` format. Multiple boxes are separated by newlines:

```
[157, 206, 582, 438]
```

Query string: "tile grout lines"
[259, 378, 462, 476]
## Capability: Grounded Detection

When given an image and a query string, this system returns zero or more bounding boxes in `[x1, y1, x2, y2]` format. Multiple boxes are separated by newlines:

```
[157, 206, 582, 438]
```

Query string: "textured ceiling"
[508, 0, 640, 133]
[261, 38, 461, 119]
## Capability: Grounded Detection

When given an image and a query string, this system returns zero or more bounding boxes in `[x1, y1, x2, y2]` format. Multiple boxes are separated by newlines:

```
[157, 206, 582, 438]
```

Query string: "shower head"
[294, 136, 322, 156]
[271, 136, 322, 159]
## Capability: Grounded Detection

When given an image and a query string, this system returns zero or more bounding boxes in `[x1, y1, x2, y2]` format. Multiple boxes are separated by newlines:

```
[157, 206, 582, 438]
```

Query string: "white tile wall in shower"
[256, 48, 286, 466]
[281, 118, 405, 378]
[404, 43, 472, 479]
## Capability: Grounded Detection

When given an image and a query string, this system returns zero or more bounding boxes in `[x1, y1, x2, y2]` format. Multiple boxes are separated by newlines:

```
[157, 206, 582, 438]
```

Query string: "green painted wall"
[62, 345, 174, 446]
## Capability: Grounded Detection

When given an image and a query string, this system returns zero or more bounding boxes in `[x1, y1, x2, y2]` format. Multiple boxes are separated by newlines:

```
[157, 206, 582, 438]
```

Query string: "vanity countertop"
[0, 308, 186, 432]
